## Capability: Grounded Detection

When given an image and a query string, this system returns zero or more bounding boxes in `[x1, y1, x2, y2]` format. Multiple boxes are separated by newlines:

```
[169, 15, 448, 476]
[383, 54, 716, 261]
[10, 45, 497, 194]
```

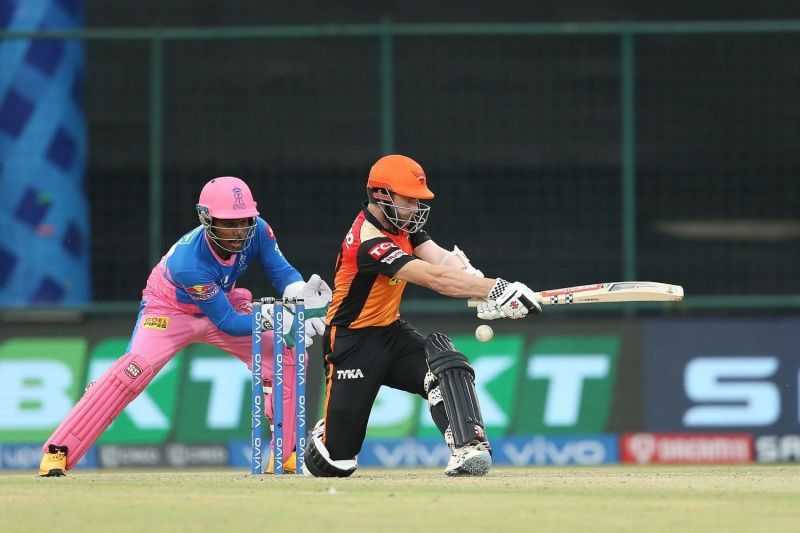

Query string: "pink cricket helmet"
[196, 177, 260, 254]
[197, 176, 259, 219]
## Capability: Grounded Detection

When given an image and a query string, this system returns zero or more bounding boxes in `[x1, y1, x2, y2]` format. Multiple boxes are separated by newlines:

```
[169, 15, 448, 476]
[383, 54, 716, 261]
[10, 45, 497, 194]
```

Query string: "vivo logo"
[371, 441, 452, 467]
[501, 437, 608, 466]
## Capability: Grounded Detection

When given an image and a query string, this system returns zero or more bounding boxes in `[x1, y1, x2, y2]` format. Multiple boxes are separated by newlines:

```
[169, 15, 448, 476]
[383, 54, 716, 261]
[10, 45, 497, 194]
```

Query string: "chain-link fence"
[2, 21, 799, 310]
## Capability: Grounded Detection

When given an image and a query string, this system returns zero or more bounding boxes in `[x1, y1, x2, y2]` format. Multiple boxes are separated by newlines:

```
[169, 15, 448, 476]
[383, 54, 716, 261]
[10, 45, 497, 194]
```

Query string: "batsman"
[304, 155, 541, 478]
[39, 177, 331, 476]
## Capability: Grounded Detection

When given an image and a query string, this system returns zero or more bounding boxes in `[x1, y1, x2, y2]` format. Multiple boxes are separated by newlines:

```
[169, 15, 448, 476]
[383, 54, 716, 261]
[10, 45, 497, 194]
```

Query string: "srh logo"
[337, 369, 365, 380]
[411, 169, 426, 185]
[369, 242, 396, 259]
[125, 361, 144, 379]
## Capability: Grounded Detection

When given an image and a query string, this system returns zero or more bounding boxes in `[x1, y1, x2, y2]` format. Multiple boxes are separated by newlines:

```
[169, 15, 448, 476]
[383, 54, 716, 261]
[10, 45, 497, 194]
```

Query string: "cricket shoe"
[444, 440, 492, 477]
[39, 445, 68, 477]
[266, 451, 297, 474]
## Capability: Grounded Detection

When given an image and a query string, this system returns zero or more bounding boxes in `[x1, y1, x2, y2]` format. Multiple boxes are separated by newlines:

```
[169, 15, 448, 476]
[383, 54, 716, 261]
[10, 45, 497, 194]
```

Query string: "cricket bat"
[467, 281, 684, 307]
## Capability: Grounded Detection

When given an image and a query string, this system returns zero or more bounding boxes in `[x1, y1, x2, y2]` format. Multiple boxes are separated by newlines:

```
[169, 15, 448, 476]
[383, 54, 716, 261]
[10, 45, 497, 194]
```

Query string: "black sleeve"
[410, 229, 431, 248]
[357, 237, 416, 278]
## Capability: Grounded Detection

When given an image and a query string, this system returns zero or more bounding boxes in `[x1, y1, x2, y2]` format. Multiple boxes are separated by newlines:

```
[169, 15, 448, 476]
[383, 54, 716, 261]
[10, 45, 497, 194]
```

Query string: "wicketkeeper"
[39, 177, 331, 476]
[303, 155, 540, 478]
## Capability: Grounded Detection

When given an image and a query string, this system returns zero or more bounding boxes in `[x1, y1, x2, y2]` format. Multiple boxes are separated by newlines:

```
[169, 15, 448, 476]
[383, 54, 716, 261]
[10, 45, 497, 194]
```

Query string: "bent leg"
[319, 327, 387, 461]
[303, 419, 357, 477]
[43, 306, 197, 469]
[44, 353, 156, 469]
[424, 332, 487, 446]
[383, 322, 450, 440]
[424, 332, 492, 476]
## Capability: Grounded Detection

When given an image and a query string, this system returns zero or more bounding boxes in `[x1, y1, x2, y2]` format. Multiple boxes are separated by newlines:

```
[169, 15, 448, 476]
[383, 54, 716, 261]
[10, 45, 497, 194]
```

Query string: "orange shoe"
[266, 451, 296, 474]
[39, 445, 68, 477]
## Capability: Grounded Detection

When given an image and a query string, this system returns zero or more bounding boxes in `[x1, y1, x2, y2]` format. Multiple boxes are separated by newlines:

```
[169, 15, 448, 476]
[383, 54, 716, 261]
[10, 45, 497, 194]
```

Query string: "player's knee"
[424, 333, 474, 377]
[110, 353, 155, 393]
[303, 420, 357, 478]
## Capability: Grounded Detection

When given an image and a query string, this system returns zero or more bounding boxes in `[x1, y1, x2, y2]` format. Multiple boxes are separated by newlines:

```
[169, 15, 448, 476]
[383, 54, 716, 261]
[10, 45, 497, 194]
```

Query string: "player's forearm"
[199, 297, 252, 336]
[426, 266, 494, 299]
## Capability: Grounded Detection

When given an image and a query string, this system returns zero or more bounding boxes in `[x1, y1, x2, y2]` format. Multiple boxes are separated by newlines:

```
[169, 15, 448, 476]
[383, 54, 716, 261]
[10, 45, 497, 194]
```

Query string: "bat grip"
[519, 293, 536, 311]
[467, 293, 543, 308]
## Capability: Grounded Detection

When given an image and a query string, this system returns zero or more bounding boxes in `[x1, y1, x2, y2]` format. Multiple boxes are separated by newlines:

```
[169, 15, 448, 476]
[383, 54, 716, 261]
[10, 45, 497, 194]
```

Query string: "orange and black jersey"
[326, 204, 430, 328]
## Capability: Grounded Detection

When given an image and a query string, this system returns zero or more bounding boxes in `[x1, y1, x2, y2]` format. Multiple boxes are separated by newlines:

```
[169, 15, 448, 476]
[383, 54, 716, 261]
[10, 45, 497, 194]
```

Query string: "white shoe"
[444, 440, 492, 477]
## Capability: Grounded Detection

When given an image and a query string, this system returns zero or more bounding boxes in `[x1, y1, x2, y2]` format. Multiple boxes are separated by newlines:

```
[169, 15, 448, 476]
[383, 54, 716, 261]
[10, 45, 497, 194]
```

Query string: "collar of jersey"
[204, 230, 238, 266]
[362, 202, 400, 235]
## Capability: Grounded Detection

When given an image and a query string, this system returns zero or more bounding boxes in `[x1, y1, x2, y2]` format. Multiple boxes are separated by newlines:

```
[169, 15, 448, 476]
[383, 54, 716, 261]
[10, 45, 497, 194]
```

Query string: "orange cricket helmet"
[367, 155, 435, 200]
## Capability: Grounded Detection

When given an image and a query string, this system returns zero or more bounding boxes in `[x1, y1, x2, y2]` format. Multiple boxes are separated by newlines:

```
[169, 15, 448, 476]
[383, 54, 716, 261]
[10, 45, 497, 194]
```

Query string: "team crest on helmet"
[232, 187, 247, 210]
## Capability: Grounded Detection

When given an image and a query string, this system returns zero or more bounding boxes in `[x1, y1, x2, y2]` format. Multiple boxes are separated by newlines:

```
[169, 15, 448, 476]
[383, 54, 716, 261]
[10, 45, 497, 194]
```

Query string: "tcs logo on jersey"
[368, 242, 397, 259]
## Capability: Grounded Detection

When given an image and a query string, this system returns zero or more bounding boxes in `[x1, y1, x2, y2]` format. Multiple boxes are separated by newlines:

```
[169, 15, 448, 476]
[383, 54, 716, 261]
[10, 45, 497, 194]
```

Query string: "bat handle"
[467, 293, 543, 308]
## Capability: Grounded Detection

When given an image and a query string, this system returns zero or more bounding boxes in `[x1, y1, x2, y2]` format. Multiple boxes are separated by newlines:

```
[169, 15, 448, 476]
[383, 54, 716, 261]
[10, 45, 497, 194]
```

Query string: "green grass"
[3, 466, 799, 532]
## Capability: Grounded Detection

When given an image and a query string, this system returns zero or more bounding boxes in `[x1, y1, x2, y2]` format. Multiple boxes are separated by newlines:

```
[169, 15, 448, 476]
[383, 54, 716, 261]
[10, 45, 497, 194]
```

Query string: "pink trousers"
[43, 289, 295, 469]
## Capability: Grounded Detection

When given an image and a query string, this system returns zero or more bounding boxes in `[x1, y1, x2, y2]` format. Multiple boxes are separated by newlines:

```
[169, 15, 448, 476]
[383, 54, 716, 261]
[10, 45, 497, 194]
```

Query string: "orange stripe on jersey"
[322, 327, 337, 444]
[322, 362, 334, 444]
[326, 207, 419, 328]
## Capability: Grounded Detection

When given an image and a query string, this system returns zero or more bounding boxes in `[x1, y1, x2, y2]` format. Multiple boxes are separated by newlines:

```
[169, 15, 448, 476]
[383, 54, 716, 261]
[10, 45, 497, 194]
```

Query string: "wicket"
[250, 296, 306, 475]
